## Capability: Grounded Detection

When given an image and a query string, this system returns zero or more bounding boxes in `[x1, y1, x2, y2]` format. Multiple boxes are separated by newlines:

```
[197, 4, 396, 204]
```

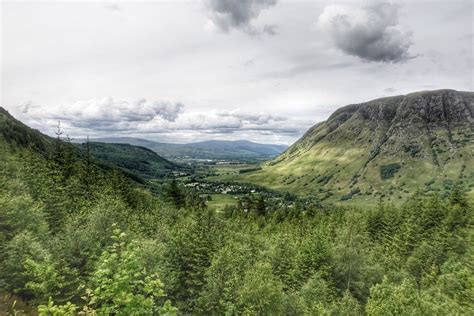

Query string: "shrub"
[380, 163, 401, 180]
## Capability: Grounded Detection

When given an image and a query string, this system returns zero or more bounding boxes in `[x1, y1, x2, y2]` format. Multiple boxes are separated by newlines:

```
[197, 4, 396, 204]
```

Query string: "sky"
[1, 0, 473, 144]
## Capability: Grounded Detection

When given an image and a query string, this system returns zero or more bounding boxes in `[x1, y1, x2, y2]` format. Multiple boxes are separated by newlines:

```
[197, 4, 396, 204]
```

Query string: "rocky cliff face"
[243, 90, 474, 204]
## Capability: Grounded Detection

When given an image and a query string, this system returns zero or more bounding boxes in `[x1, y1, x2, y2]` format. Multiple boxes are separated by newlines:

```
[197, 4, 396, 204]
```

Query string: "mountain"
[82, 142, 181, 179]
[81, 138, 288, 161]
[0, 107, 179, 182]
[0, 107, 54, 154]
[241, 89, 474, 204]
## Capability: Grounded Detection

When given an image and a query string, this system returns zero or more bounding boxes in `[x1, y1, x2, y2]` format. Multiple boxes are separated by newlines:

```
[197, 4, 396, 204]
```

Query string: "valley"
[235, 90, 474, 205]
[1, 89, 472, 315]
[3, 1, 473, 313]
[84, 90, 473, 209]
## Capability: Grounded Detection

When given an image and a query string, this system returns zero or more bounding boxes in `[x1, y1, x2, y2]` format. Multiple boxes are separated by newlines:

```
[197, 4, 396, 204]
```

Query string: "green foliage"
[403, 143, 421, 157]
[164, 209, 220, 312]
[0, 232, 63, 302]
[254, 194, 266, 216]
[298, 272, 336, 314]
[380, 163, 402, 180]
[85, 224, 176, 315]
[83, 142, 179, 180]
[164, 179, 186, 208]
[235, 262, 285, 315]
[38, 297, 77, 316]
[239, 166, 262, 174]
[197, 241, 256, 314]
[366, 277, 429, 315]
[0, 110, 472, 315]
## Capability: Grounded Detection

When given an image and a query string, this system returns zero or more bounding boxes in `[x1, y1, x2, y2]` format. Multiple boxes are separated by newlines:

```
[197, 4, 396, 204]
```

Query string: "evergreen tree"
[84, 224, 176, 315]
[255, 194, 266, 216]
[164, 179, 185, 208]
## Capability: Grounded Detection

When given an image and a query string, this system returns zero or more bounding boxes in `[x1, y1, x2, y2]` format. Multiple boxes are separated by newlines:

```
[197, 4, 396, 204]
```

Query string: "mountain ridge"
[241, 89, 474, 204]
[0, 107, 180, 182]
[83, 142, 181, 179]
[78, 137, 288, 161]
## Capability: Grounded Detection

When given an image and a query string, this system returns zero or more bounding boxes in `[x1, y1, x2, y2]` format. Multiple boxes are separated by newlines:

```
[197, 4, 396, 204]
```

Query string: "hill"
[0, 107, 54, 154]
[241, 89, 474, 205]
[83, 137, 288, 161]
[0, 107, 178, 183]
[82, 142, 181, 179]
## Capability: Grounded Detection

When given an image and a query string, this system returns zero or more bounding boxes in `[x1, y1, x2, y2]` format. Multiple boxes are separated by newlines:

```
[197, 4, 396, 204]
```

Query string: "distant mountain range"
[241, 89, 474, 205]
[77, 137, 288, 161]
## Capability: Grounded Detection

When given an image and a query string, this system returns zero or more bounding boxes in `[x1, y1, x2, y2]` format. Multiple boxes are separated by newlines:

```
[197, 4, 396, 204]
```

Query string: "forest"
[0, 120, 472, 315]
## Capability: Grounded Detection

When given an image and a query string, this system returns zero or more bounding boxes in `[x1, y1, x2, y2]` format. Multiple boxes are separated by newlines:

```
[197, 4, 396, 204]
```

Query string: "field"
[206, 194, 239, 209]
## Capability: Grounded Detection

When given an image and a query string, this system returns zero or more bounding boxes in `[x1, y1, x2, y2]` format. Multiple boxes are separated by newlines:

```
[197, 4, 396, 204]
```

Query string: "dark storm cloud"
[318, 2, 414, 63]
[205, 0, 278, 35]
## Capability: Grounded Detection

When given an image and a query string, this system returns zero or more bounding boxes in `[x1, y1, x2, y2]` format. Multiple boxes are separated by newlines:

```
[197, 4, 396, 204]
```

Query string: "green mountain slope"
[0, 107, 54, 154]
[84, 137, 287, 161]
[0, 107, 178, 183]
[83, 142, 180, 179]
[242, 89, 474, 204]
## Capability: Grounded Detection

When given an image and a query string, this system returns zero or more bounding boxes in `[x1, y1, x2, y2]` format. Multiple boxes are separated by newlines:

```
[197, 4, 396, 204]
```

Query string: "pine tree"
[164, 179, 185, 208]
[255, 194, 266, 216]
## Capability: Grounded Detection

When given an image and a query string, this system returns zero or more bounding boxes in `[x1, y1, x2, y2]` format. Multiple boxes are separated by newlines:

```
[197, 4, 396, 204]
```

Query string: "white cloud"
[318, 2, 414, 63]
[13, 99, 311, 144]
[20, 97, 183, 130]
[103, 3, 121, 12]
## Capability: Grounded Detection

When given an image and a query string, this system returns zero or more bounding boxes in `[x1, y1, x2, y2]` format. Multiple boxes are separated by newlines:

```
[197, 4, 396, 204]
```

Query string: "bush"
[340, 194, 353, 201]
[239, 167, 262, 174]
[403, 144, 421, 157]
[380, 163, 401, 180]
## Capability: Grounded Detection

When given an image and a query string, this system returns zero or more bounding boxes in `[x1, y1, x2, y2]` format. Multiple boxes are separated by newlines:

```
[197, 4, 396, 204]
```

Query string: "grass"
[196, 98, 474, 207]
[206, 194, 239, 210]
[215, 126, 474, 206]
[207, 163, 262, 182]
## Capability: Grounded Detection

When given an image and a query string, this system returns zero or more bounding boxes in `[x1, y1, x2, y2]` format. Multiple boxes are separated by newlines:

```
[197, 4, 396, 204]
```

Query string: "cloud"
[164, 110, 300, 135]
[204, 0, 278, 35]
[218, 110, 286, 125]
[263, 62, 354, 79]
[104, 3, 121, 12]
[383, 87, 396, 93]
[21, 97, 184, 131]
[262, 24, 278, 36]
[15, 99, 310, 143]
[318, 2, 414, 63]
[244, 59, 255, 67]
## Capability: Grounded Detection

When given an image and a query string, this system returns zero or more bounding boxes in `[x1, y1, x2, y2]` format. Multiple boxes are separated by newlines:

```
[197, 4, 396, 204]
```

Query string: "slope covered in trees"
[84, 137, 288, 161]
[0, 108, 473, 315]
[83, 142, 181, 180]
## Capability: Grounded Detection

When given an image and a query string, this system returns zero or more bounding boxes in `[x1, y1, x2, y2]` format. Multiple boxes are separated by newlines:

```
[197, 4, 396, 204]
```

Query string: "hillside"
[241, 89, 474, 204]
[1, 103, 473, 315]
[84, 137, 287, 161]
[82, 142, 181, 179]
[0, 107, 54, 154]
